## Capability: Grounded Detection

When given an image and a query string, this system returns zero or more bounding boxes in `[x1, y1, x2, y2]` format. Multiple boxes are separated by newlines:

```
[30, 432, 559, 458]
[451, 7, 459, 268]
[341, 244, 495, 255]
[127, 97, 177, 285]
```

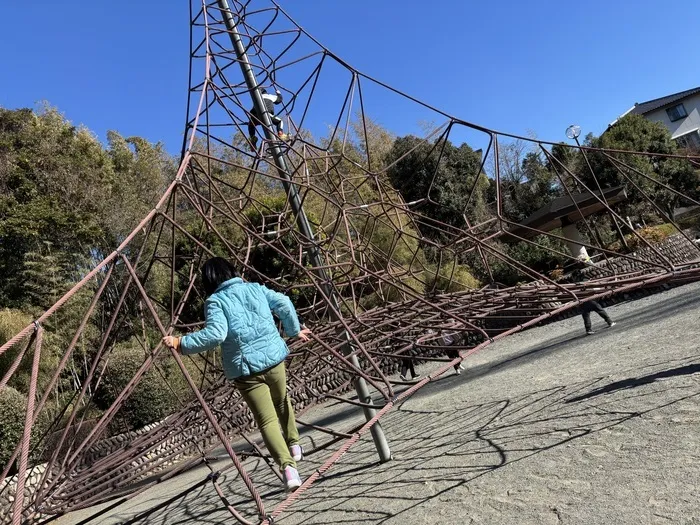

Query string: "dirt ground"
[59, 282, 700, 525]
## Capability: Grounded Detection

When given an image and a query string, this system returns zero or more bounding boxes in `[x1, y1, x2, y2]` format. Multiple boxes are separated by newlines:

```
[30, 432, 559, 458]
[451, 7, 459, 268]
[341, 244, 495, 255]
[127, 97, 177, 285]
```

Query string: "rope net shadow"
[2, 1, 700, 523]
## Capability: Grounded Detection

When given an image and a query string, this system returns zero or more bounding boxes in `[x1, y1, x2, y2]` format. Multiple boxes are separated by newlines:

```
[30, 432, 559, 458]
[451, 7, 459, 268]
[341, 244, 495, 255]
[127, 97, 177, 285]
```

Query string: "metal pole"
[216, 0, 391, 462]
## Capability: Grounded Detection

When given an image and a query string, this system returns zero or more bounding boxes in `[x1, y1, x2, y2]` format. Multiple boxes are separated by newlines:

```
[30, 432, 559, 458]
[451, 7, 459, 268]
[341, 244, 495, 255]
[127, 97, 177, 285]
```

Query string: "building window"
[675, 130, 700, 150]
[666, 103, 688, 122]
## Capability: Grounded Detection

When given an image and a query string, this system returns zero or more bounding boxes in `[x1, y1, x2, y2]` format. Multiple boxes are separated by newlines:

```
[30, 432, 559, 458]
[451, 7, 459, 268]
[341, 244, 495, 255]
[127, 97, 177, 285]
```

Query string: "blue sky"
[1, 0, 698, 155]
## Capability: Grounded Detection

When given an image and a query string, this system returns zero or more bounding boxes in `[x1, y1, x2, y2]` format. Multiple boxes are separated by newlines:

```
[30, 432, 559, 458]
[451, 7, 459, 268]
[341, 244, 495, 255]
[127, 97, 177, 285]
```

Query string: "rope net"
[2, 1, 700, 523]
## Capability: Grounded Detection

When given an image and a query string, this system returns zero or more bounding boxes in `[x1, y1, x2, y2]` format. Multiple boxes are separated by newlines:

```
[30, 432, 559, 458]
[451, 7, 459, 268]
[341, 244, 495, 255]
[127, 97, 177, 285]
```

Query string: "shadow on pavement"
[82, 354, 700, 525]
[567, 362, 700, 403]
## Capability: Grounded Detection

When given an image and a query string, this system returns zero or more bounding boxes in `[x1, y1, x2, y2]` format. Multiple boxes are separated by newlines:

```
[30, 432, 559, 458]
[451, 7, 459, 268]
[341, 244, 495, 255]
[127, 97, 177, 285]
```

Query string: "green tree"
[386, 135, 490, 241]
[105, 132, 175, 245]
[587, 114, 700, 220]
[0, 107, 110, 306]
[0, 106, 176, 308]
[0, 105, 180, 435]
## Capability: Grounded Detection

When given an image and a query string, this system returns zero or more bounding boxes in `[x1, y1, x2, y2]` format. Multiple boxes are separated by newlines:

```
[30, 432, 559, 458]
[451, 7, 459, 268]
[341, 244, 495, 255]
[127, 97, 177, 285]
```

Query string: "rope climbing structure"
[1, 1, 700, 523]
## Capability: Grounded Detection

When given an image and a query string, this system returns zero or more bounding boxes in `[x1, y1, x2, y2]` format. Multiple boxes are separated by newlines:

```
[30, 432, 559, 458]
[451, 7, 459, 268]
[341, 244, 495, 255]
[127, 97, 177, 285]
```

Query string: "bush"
[0, 308, 65, 394]
[427, 263, 481, 294]
[608, 223, 678, 251]
[358, 275, 426, 311]
[642, 223, 676, 240]
[0, 387, 28, 472]
[0, 308, 34, 387]
[549, 267, 565, 281]
[95, 344, 194, 432]
[467, 237, 568, 287]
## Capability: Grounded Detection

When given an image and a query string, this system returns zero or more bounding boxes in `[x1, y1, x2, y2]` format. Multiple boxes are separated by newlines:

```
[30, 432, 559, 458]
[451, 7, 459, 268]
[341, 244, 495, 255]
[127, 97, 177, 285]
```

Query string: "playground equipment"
[1, 1, 699, 523]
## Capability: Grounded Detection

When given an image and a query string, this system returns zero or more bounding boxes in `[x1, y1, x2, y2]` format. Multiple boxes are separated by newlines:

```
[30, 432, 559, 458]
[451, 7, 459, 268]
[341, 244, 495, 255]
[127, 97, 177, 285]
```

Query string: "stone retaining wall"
[0, 465, 46, 525]
[580, 230, 700, 280]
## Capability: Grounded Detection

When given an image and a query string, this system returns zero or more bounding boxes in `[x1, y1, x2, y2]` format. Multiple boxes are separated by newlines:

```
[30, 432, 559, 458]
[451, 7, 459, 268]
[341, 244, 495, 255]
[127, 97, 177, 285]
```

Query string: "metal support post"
[216, 0, 391, 462]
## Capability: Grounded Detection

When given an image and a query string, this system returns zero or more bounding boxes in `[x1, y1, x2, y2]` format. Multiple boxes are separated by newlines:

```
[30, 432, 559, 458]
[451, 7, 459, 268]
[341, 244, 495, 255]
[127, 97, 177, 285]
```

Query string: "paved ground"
[59, 282, 700, 525]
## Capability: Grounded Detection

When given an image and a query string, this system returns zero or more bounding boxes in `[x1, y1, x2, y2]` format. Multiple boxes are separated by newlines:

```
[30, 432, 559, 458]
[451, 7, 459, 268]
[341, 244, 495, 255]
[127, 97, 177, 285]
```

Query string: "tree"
[521, 152, 560, 215]
[0, 105, 182, 434]
[586, 115, 700, 221]
[350, 114, 395, 173]
[0, 106, 176, 308]
[488, 139, 562, 222]
[21, 242, 73, 310]
[105, 132, 175, 246]
[386, 135, 490, 242]
[0, 107, 110, 306]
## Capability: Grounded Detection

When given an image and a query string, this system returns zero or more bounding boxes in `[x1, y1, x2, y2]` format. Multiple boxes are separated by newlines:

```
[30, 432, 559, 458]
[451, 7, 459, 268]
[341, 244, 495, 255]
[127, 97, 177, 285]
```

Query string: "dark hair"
[201, 257, 239, 296]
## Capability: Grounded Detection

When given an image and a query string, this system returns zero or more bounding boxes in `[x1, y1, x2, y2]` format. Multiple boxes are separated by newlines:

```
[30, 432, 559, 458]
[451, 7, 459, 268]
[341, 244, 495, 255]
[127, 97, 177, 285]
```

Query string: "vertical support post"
[215, 0, 391, 462]
[562, 223, 590, 261]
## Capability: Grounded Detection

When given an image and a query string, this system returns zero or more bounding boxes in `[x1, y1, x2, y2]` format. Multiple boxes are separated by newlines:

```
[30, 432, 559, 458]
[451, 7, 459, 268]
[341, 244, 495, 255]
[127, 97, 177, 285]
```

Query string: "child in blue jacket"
[162, 257, 311, 491]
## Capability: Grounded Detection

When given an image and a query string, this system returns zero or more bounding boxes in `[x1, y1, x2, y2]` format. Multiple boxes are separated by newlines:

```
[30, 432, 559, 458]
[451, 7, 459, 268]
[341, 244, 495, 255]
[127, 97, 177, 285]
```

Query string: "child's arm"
[258, 284, 300, 337]
[171, 299, 228, 355]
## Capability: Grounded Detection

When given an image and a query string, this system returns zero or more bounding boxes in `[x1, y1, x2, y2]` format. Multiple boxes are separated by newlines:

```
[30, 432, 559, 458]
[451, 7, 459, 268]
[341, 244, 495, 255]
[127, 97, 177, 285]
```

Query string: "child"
[442, 332, 465, 375]
[247, 88, 287, 151]
[571, 269, 617, 335]
[399, 356, 420, 381]
[581, 300, 616, 335]
[162, 257, 310, 491]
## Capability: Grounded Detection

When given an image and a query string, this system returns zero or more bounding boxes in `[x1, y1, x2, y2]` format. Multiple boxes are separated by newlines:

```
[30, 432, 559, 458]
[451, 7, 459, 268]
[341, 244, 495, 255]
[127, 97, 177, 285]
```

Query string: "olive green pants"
[234, 362, 299, 469]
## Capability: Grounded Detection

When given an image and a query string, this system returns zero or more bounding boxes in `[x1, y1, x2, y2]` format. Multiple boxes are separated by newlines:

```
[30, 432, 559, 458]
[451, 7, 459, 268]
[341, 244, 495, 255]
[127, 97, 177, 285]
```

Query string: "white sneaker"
[608, 322, 616, 328]
[289, 444, 303, 462]
[283, 465, 302, 492]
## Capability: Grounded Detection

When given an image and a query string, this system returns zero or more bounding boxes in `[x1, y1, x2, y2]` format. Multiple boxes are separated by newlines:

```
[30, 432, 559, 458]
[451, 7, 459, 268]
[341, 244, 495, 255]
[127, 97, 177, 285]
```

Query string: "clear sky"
[1, 0, 698, 155]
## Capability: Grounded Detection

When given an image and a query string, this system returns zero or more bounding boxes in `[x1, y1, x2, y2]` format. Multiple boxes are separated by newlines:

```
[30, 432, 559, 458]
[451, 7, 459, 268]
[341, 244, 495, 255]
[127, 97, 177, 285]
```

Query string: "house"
[614, 86, 700, 150]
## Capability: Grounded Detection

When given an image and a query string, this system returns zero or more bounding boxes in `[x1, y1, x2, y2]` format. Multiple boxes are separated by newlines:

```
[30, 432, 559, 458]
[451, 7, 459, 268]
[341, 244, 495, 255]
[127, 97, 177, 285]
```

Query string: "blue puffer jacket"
[180, 278, 300, 379]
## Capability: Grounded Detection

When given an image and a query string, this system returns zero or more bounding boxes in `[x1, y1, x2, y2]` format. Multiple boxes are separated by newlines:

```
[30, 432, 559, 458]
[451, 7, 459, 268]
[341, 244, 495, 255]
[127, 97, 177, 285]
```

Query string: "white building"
[615, 87, 700, 150]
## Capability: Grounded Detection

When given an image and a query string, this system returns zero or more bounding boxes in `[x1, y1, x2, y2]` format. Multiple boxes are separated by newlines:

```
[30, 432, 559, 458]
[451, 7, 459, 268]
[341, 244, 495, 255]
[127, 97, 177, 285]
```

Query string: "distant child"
[442, 331, 465, 375]
[572, 269, 617, 335]
[581, 300, 616, 335]
[399, 353, 420, 381]
[247, 88, 287, 151]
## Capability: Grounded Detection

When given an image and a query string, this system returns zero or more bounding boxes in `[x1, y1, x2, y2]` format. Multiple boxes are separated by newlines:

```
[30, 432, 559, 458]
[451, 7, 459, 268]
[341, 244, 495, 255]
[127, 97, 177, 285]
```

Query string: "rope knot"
[207, 471, 221, 482]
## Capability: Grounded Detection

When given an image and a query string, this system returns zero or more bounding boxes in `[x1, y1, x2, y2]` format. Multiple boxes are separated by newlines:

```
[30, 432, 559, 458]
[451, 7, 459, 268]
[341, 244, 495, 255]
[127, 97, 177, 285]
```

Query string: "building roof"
[503, 186, 627, 242]
[629, 86, 700, 116]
